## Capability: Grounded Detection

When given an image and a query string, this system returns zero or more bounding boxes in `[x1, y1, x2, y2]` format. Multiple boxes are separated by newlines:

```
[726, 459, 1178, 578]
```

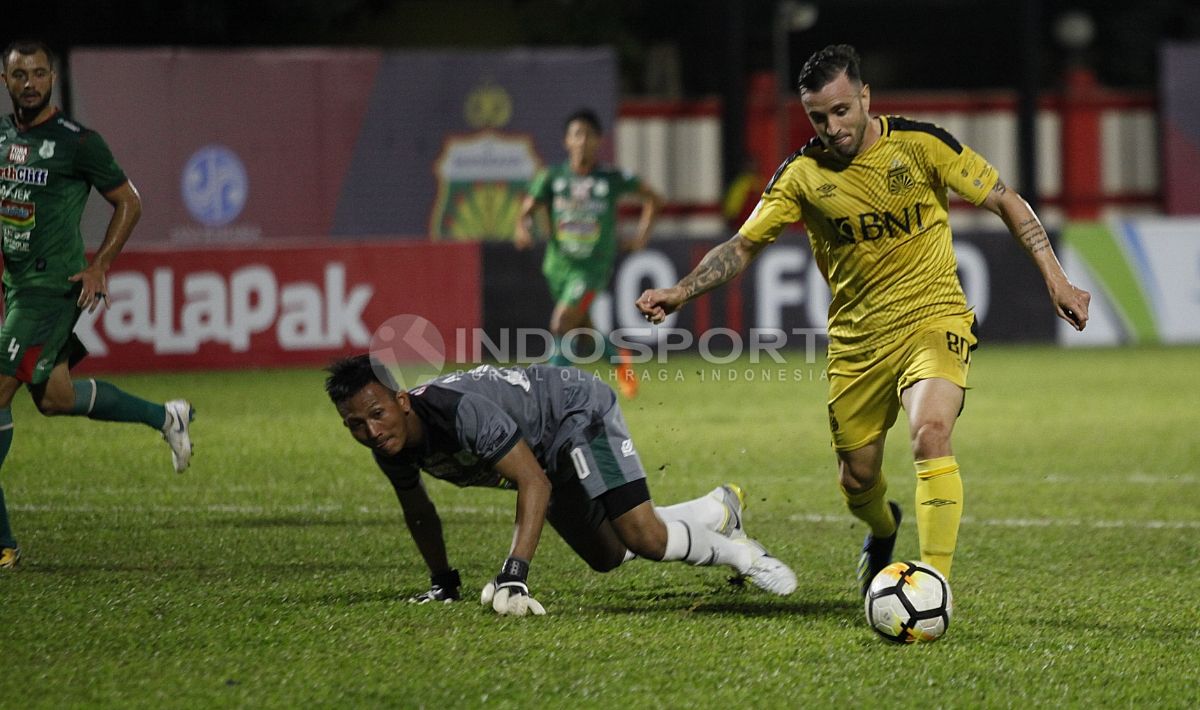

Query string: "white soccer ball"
[864, 560, 953, 643]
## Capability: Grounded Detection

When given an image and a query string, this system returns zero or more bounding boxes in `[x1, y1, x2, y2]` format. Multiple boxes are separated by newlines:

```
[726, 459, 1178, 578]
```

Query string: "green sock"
[0, 408, 15, 548]
[600, 332, 619, 365]
[548, 337, 572, 367]
[72, 379, 166, 429]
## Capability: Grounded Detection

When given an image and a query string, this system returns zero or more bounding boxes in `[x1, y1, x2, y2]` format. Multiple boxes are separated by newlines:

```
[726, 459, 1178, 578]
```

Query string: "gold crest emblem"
[465, 82, 513, 129]
[887, 161, 915, 195]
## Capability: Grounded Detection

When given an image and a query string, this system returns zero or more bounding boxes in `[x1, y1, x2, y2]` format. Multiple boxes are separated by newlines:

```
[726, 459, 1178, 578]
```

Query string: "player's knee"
[911, 420, 953, 459]
[838, 460, 876, 493]
[584, 549, 626, 573]
[34, 396, 74, 416]
[550, 308, 587, 336]
[611, 519, 667, 561]
[0, 376, 21, 407]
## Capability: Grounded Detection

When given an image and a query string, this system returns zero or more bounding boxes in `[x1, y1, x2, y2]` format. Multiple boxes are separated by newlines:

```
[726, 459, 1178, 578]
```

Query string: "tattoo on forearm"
[991, 178, 1007, 195]
[680, 240, 744, 299]
[1015, 218, 1051, 254]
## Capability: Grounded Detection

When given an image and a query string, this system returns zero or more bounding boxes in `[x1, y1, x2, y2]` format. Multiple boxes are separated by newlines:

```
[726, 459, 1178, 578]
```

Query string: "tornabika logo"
[7, 144, 28, 164]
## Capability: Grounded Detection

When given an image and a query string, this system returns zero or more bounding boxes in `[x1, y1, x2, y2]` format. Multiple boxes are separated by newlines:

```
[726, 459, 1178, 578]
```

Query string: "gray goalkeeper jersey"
[373, 364, 617, 491]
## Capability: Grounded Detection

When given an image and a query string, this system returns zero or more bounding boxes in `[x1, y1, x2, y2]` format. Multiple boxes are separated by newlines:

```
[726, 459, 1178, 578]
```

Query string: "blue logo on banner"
[181, 145, 248, 227]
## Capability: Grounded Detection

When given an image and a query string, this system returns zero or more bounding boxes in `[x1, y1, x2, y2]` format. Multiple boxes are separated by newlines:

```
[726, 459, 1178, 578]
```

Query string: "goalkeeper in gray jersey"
[325, 357, 796, 616]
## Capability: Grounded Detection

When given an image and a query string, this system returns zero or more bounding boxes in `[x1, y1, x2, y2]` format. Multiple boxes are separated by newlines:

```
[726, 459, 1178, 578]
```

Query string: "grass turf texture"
[1, 345, 1197, 707]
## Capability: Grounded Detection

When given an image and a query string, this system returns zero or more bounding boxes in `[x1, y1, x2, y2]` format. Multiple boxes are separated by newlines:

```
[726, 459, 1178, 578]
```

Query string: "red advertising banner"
[69, 48, 616, 244]
[70, 48, 383, 244]
[64, 242, 480, 373]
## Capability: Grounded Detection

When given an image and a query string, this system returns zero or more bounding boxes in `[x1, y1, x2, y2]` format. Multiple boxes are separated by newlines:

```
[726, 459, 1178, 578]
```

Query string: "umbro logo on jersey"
[921, 498, 958, 507]
[816, 183, 837, 197]
[7, 144, 28, 164]
[620, 439, 635, 457]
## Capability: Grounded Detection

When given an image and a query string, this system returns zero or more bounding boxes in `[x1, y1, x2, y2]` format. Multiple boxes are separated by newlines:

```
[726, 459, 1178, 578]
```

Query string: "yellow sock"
[841, 474, 896, 537]
[915, 456, 962, 580]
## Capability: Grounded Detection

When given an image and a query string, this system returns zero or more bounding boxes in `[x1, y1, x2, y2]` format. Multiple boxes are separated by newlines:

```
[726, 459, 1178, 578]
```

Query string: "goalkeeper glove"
[480, 556, 545, 616]
[409, 568, 461, 603]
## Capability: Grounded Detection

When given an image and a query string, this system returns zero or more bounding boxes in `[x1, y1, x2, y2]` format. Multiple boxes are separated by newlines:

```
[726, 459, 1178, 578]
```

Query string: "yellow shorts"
[826, 313, 977, 452]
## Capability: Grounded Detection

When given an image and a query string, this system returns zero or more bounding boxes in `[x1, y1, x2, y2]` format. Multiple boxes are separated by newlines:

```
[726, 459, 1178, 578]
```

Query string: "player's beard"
[829, 117, 868, 159]
[12, 85, 51, 124]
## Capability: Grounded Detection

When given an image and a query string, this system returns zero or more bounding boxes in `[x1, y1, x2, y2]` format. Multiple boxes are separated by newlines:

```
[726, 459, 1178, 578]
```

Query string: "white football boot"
[738, 538, 797, 596]
[712, 483, 747, 539]
[162, 400, 195, 473]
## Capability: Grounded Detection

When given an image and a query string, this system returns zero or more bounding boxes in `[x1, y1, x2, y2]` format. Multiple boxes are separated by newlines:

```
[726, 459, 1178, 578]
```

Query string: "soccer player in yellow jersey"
[637, 44, 1091, 596]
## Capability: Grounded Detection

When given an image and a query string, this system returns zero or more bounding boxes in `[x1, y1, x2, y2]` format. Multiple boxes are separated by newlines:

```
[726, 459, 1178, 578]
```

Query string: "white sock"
[655, 488, 726, 531]
[661, 520, 752, 572]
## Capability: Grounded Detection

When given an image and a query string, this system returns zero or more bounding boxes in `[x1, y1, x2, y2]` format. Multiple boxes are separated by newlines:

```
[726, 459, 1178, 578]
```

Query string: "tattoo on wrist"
[1016, 221, 1051, 254]
[680, 241, 742, 299]
[991, 179, 1007, 195]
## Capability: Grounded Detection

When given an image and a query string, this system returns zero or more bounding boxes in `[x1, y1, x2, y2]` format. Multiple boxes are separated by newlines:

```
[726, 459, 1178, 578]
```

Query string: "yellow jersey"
[740, 115, 998, 358]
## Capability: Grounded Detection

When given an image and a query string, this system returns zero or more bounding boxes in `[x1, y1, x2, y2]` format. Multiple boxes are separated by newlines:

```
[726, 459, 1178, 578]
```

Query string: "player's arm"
[492, 439, 551, 563]
[515, 169, 552, 251]
[636, 233, 768, 324]
[625, 182, 663, 252]
[980, 179, 1090, 331]
[480, 439, 551, 615]
[381, 463, 461, 602]
[513, 193, 544, 250]
[70, 180, 142, 313]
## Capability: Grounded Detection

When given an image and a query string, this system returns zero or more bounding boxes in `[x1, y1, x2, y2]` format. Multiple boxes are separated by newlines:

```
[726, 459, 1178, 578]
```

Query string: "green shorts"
[826, 312, 977, 452]
[545, 388, 651, 546]
[543, 265, 610, 309]
[0, 286, 88, 384]
[542, 248, 611, 308]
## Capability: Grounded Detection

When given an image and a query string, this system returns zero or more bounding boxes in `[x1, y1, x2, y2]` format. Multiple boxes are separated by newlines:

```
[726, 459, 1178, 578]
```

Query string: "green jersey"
[0, 111, 127, 293]
[529, 162, 640, 272]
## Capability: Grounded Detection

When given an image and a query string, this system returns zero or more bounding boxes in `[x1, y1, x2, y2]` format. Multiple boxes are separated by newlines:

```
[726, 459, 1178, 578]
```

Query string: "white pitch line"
[1039, 474, 1197, 484]
[7, 503, 512, 517]
[9, 503, 1199, 530]
[786, 513, 1200, 530]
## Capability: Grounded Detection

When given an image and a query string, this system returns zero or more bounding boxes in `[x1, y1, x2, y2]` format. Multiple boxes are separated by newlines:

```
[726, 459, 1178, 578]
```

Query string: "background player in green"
[514, 108, 662, 399]
[0, 40, 194, 570]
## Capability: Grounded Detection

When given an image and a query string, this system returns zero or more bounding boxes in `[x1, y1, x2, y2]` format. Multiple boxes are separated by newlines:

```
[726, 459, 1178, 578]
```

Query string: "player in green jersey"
[0, 40, 194, 570]
[514, 108, 662, 399]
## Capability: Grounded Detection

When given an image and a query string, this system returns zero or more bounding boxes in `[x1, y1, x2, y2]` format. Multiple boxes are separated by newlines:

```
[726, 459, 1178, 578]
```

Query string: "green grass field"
[2, 345, 1198, 707]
